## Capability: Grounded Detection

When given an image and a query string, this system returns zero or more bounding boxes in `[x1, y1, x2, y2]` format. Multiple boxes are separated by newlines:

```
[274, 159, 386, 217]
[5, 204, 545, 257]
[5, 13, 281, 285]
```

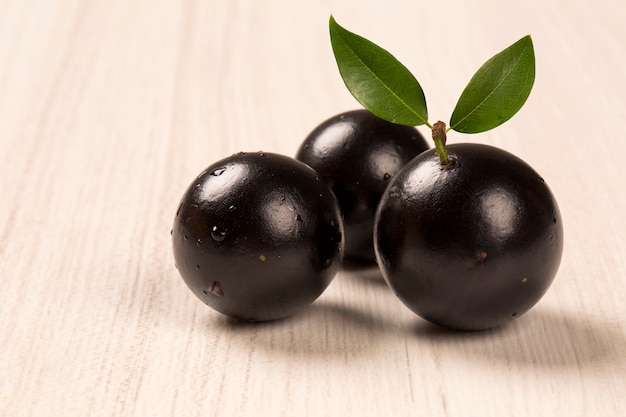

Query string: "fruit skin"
[374, 143, 563, 330]
[296, 109, 429, 262]
[172, 152, 344, 322]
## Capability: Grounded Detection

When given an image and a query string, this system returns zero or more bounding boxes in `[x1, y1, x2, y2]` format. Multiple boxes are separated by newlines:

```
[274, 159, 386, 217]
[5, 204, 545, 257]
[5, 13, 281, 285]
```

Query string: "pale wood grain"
[1, 1, 625, 416]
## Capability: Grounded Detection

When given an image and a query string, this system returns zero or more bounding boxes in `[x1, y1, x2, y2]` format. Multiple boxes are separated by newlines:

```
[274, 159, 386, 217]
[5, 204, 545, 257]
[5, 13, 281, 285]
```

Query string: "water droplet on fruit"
[196, 238, 203, 246]
[211, 226, 226, 242]
[383, 173, 391, 181]
[539, 177, 545, 184]
[552, 216, 557, 224]
[211, 167, 227, 176]
[229, 205, 236, 210]
[184, 235, 189, 240]
[202, 281, 224, 297]
[475, 251, 488, 262]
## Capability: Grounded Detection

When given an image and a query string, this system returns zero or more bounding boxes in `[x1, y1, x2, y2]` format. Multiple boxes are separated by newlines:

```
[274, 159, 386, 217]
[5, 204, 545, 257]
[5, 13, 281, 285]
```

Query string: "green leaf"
[450, 35, 535, 134]
[329, 16, 428, 126]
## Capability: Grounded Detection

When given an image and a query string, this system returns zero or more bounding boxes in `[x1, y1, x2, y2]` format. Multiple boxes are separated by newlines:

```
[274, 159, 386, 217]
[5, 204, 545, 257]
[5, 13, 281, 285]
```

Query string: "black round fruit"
[296, 109, 429, 262]
[172, 152, 344, 322]
[374, 143, 563, 330]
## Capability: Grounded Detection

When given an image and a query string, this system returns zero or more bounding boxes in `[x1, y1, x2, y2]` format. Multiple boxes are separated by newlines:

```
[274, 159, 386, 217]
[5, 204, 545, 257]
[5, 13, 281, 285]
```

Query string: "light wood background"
[1, 1, 625, 416]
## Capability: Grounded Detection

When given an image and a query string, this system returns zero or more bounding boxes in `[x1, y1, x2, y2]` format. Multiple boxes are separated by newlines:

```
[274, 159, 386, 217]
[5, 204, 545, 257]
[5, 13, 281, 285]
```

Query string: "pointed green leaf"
[329, 16, 428, 126]
[450, 35, 535, 133]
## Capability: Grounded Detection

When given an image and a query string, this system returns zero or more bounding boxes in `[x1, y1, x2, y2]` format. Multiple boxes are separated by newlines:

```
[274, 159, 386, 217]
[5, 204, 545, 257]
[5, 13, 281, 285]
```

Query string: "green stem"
[432, 121, 450, 166]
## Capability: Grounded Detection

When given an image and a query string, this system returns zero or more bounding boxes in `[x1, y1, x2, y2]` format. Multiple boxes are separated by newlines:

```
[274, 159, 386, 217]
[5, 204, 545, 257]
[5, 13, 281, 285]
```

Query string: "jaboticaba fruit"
[374, 143, 563, 330]
[172, 152, 344, 322]
[296, 109, 429, 263]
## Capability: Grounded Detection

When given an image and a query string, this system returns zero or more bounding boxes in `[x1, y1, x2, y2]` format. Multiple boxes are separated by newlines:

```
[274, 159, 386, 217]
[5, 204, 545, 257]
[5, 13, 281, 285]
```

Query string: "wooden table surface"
[2, 1, 625, 416]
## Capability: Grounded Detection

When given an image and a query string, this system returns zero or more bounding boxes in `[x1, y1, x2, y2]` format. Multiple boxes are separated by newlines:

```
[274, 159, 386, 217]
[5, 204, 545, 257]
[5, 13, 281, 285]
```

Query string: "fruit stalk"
[432, 121, 450, 166]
